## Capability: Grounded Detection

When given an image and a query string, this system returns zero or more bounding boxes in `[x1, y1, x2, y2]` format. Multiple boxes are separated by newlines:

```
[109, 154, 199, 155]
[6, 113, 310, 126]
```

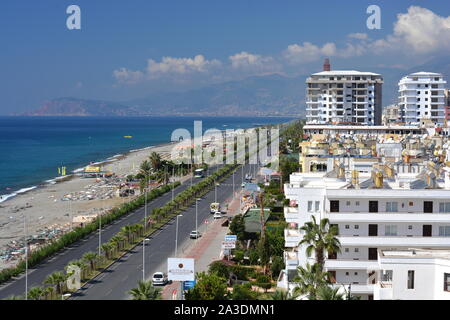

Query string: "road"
[71, 164, 256, 300]
[0, 164, 229, 299]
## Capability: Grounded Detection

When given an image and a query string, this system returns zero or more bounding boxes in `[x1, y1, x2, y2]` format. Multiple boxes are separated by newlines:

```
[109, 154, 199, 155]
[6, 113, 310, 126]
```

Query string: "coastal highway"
[0, 164, 229, 300]
[71, 164, 254, 300]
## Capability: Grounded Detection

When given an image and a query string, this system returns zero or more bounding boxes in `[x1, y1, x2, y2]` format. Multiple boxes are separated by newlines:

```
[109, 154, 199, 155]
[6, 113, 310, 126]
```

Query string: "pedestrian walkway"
[161, 190, 242, 299]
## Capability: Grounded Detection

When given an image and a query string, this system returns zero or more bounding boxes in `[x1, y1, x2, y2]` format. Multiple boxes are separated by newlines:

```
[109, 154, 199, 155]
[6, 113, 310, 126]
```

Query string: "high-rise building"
[398, 72, 447, 126]
[306, 60, 383, 125]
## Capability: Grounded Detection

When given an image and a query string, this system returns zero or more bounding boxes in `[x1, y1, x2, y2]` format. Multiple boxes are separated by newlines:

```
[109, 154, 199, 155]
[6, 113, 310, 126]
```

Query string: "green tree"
[149, 152, 162, 172]
[270, 256, 285, 280]
[44, 271, 67, 295]
[271, 289, 299, 300]
[229, 215, 246, 241]
[128, 281, 161, 300]
[82, 251, 99, 272]
[293, 263, 329, 300]
[316, 285, 345, 300]
[27, 287, 45, 300]
[208, 261, 230, 280]
[257, 235, 271, 274]
[300, 216, 340, 271]
[255, 274, 272, 293]
[185, 272, 228, 300]
[230, 282, 259, 300]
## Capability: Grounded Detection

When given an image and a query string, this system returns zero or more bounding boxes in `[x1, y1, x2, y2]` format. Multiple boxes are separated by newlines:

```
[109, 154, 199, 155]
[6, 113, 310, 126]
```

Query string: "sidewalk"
[162, 190, 242, 299]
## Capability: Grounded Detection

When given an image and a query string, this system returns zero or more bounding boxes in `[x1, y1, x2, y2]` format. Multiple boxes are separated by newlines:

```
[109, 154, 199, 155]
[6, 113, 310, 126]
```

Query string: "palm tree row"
[0, 181, 180, 286]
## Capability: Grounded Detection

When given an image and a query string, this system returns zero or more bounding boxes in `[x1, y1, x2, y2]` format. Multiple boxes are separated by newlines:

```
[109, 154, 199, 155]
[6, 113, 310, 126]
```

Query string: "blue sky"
[0, 0, 449, 114]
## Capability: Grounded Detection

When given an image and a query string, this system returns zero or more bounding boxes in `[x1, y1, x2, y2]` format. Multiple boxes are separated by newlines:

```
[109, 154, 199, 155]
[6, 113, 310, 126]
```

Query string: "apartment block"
[398, 72, 447, 126]
[306, 66, 383, 126]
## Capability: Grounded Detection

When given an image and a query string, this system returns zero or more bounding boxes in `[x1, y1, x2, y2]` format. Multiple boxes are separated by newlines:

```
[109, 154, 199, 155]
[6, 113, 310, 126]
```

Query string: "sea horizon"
[0, 116, 296, 202]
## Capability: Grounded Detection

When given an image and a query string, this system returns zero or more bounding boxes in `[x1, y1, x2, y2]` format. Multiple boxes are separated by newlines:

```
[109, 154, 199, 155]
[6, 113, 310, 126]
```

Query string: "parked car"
[190, 230, 201, 239]
[152, 272, 169, 286]
[213, 212, 222, 219]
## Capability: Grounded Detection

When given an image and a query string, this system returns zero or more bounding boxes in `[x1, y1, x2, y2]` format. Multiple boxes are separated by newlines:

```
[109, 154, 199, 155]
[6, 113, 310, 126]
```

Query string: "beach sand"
[0, 142, 178, 270]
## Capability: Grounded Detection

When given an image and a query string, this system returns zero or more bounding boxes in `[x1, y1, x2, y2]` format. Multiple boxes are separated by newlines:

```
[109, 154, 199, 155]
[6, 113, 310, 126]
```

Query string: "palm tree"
[121, 225, 134, 244]
[66, 259, 87, 282]
[82, 252, 99, 272]
[293, 263, 329, 300]
[111, 235, 126, 251]
[128, 281, 161, 300]
[28, 287, 45, 300]
[44, 286, 55, 300]
[300, 216, 340, 271]
[316, 285, 345, 300]
[44, 271, 67, 295]
[101, 243, 113, 260]
[149, 152, 162, 172]
[271, 289, 299, 300]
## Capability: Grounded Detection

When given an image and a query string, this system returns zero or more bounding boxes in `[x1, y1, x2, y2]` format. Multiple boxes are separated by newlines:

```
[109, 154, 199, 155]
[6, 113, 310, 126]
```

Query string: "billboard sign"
[221, 241, 236, 249]
[167, 258, 195, 281]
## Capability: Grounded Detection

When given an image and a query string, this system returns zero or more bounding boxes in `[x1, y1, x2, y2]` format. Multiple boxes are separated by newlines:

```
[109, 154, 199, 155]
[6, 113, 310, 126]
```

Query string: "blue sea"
[0, 116, 296, 202]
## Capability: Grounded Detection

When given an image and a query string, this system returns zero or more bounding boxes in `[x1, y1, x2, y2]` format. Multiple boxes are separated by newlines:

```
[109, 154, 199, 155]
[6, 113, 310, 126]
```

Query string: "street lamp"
[175, 214, 183, 257]
[142, 238, 150, 282]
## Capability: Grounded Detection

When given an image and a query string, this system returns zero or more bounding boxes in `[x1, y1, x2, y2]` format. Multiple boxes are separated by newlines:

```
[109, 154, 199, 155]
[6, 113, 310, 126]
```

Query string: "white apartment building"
[280, 167, 450, 300]
[398, 72, 447, 126]
[375, 248, 450, 300]
[306, 71, 383, 126]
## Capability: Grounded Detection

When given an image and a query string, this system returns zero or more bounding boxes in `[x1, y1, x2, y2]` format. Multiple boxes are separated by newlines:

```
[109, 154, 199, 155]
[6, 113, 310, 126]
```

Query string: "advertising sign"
[183, 280, 196, 290]
[167, 258, 195, 281]
[221, 241, 236, 249]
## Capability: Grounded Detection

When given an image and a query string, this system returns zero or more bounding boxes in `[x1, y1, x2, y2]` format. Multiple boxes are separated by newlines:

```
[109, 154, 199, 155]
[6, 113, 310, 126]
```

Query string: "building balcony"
[328, 213, 450, 223]
[338, 235, 450, 247]
[373, 282, 393, 300]
[284, 251, 299, 267]
[284, 207, 300, 221]
[331, 283, 374, 294]
[285, 229, 302, 247]
[324, 259, 379, 271]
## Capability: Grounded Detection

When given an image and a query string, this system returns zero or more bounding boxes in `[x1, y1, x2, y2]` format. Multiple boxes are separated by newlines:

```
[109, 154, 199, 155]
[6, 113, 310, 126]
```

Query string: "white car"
[213, 212, 222, 219]
[190, 230, 201, 239]
[152, 272, 169, 286]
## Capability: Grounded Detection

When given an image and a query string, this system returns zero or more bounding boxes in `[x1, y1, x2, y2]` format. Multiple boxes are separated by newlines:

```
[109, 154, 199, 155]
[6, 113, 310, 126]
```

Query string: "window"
[315, 201, 320, 212]
[345, 225, 350, 229]
[409, 202, 414, 206]
[444, 273, 450, 292]
[345, 248, 349, 253]
[345, 272, 349, 276]
[439, 226, 450, 237]
[355, 201, 360, 206]
[354, 248, 359, 253]
[307, 201, 313, 212]
[385, 225, 398, 236]
[346, 201, 351, 206]
[407, 270, 415, 289]
[354, 272, 358, 276]
[386, 202, 398, 212]
[439, 202, 450, 213]
[408, 225, 413, 230]
[354, 225, 359, 229]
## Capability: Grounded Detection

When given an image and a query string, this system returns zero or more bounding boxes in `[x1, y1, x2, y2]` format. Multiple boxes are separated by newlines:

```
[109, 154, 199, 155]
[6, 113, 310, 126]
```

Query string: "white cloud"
[146, 55, 221, 77]
[347, 33, 369, 40]
[113, 68, 144, 84]
[283, 42, 337, 64]
[370, 6, 450, 55]
[229, 51, 280, 73]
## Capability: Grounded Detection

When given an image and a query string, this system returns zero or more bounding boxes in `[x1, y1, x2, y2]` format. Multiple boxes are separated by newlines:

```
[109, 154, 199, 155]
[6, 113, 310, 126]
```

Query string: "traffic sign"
[225, 235, 237, 242]
[183, 280, 196, 290]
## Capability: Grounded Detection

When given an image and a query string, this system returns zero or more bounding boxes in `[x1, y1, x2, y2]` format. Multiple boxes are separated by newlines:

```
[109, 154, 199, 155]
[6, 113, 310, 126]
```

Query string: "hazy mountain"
[23, 97, 143, 116]
[21, 59, 450, 117]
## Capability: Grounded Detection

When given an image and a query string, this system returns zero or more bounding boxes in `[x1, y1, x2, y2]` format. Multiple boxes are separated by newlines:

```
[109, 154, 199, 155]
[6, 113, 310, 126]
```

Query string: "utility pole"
[172, 166, 175, 202]
[24, 212, 28, 300]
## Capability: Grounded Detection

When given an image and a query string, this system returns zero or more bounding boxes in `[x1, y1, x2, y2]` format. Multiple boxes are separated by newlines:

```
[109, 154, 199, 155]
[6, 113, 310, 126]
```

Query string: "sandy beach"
[0, 142, 177, 270]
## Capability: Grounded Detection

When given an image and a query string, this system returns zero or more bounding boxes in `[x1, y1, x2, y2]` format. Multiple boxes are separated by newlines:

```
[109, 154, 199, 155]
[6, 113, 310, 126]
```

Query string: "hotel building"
[279, 164, 450, 300]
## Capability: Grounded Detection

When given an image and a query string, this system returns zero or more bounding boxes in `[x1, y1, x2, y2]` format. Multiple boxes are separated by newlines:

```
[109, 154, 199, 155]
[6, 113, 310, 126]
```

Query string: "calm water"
[0, 116, 295, 199]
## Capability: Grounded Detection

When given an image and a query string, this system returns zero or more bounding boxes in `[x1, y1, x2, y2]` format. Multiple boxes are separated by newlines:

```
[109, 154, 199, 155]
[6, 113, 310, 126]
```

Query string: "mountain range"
[22, 58, 450, 117]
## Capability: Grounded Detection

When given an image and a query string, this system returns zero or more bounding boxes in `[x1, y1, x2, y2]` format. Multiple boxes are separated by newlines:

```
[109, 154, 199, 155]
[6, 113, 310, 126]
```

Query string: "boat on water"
[123, 136, 133, 139]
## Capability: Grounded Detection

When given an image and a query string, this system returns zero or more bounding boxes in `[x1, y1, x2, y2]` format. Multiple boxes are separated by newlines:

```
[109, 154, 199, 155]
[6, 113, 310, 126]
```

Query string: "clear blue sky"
[0, 0, 449, 114]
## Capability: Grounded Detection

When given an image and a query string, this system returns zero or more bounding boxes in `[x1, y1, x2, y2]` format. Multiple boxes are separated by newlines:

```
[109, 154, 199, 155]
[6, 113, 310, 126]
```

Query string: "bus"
[194, 168, 205, 178]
